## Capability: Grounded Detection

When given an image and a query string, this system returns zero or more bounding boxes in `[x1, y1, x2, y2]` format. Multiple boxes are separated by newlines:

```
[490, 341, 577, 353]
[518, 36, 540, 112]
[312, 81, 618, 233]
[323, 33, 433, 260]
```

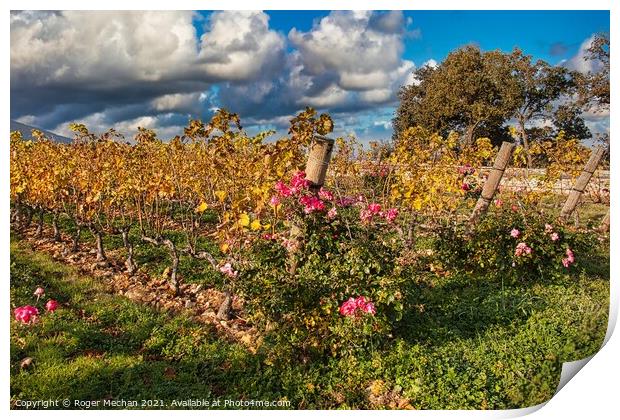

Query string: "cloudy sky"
[10, 10, 610, 142]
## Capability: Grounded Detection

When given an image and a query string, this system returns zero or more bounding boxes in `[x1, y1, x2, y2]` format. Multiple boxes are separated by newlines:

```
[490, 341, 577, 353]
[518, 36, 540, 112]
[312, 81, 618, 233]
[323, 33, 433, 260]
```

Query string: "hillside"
[10, 120, 72, 143]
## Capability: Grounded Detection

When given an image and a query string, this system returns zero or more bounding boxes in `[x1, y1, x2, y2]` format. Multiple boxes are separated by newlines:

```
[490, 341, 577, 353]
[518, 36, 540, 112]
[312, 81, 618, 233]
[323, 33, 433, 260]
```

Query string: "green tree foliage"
[393, 46, 520, 146]
[577, 33, 610, 110]
[394, 46, 591, 168]
[509, 49, 581, 167]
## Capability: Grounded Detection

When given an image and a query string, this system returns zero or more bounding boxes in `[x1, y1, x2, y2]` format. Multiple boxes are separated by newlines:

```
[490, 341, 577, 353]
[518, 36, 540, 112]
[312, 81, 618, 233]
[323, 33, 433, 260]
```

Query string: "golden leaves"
[195, 202, 208, 213]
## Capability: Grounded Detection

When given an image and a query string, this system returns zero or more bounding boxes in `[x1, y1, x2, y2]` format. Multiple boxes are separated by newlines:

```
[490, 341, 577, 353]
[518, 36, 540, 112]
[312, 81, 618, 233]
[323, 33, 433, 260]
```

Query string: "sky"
[10, 10, 610, 143]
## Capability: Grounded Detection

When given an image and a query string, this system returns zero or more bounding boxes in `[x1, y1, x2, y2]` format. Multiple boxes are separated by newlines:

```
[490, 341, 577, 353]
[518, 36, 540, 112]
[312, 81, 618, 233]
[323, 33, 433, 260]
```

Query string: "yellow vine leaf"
[250, 219, 262, 231]
[238, 213, 250, 227]
[195, 202, 208, 213]
[215, 190, 227, 202]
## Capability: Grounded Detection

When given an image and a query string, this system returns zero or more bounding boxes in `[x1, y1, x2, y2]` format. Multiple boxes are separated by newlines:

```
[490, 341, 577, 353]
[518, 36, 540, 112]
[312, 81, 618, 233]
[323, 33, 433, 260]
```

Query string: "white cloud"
[285, 11, 415, 110]
[563, 35, 603, 74]
[197, 11, 286, 81]
[150, 93, 203, 113]
[11, 11, 199, 86]
[11, 10, 420, 141]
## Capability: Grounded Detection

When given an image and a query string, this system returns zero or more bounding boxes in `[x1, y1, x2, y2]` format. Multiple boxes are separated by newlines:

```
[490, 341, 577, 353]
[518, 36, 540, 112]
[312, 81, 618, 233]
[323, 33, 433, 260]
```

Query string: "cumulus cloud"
[11, 10, 417, 141]
[10, 10, 287, 131]
[197, 11, 286, 81]
[289, 10, 414, 97]
[562, 35, 604, 74]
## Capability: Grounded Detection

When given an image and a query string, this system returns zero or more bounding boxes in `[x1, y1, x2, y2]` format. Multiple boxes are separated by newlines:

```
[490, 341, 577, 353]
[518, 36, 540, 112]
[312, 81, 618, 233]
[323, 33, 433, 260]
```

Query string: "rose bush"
[434, 204, 595, 283]
[235, 171, 408, 359]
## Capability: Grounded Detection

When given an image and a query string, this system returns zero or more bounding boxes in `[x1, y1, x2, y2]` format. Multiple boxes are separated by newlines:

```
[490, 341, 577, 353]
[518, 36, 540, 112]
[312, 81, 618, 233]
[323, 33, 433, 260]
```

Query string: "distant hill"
[10, 120, 73, 143]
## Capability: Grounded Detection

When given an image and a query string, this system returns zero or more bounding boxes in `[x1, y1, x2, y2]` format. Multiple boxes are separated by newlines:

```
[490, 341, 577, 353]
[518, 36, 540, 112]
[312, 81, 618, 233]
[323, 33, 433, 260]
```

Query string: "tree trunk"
[10, 203, 20, 224]
[217, 290, 233, 321]
[71, 224, 81, 252]
[121, 228, 137, 274]
[164, 239, 180, 295]
[464, 124, 476, 148]
[52, 212, 61, 242]
[23, 206, 34, 229]
[35, 208, 44, 237]
[519, 121, 533, 169]
[90, 226, 107, 262]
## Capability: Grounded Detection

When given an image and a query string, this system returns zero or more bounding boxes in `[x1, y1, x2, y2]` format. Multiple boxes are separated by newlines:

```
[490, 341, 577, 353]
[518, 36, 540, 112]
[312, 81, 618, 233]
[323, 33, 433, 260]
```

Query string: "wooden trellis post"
[559, 146, 606, 221]
[599, 209, 610, 232]
[304, 135, 335, 190]
[468, 141, 515, 225]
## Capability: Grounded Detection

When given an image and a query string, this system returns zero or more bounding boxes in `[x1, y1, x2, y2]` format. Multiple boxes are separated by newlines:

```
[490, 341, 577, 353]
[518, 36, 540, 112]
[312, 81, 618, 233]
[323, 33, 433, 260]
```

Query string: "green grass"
[10, 234, 608, 409]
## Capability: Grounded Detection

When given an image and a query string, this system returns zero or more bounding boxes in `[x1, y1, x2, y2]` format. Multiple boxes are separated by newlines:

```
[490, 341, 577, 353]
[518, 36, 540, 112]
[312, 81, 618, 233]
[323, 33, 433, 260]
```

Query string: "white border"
[2, 1, 616, 419]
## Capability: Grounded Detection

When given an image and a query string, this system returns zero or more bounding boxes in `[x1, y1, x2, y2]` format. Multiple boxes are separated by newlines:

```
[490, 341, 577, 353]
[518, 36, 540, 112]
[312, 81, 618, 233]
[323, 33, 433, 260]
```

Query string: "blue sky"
[10, 10, 610, 142]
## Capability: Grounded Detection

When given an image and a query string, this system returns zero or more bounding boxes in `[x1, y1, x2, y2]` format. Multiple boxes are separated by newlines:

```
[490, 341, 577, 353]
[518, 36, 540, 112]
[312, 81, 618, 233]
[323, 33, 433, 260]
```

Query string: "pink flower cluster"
[359, 203, 399, 224]
[299, 195, 326, 214]
[219, 263, 238, 278]
[458, 164, 474, 176]
[14, 305, 39, 324]
[562, 248, 575, 268]
[339, 296, 376, 317]
[383, 208, 399, 223]
[336, 196, 357, 207]
[318, 188, 334, 201]
[544, 223, 560, 242]
[514, 242, 532, 257]
[510, 228, 520, 238]
[14, 287, 59, 325]
[273, 171, 312, 199]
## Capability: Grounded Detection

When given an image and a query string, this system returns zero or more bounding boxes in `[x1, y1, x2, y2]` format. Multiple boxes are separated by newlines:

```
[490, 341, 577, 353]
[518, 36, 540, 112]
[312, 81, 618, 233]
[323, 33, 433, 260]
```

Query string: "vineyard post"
[559, 146, 605, 221]
[304, 135, 335, 190]
[287, 135, 335, 277]
[468, 141, 515, 225]
[599, 208, 610, 232]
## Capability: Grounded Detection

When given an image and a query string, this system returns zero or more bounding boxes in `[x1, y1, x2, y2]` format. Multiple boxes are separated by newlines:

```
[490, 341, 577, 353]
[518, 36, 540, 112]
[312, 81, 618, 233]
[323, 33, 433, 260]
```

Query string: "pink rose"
[550, 232, 559, 241]
[363, 302, 376, 315]
[46, 300, 59, 312]
[14, 305, 39, 324]
[360, 208, 373, 224]
[34, 287, 45, 298]
[269, 195, 281, 206]
[515, 242, 532, 257]
[368, 203, 382, 214]
[510, 228, 520, 238]
[339, 296, 377, 317]
[384, 208, 399, 223]
[274, 181, 291, 197]
[318, 188, 334, 201]
[354, 296, 367, 307]
[290, 171, 311, 193]
[339, 298, 358, 317]
[219, 263, 238, 278]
